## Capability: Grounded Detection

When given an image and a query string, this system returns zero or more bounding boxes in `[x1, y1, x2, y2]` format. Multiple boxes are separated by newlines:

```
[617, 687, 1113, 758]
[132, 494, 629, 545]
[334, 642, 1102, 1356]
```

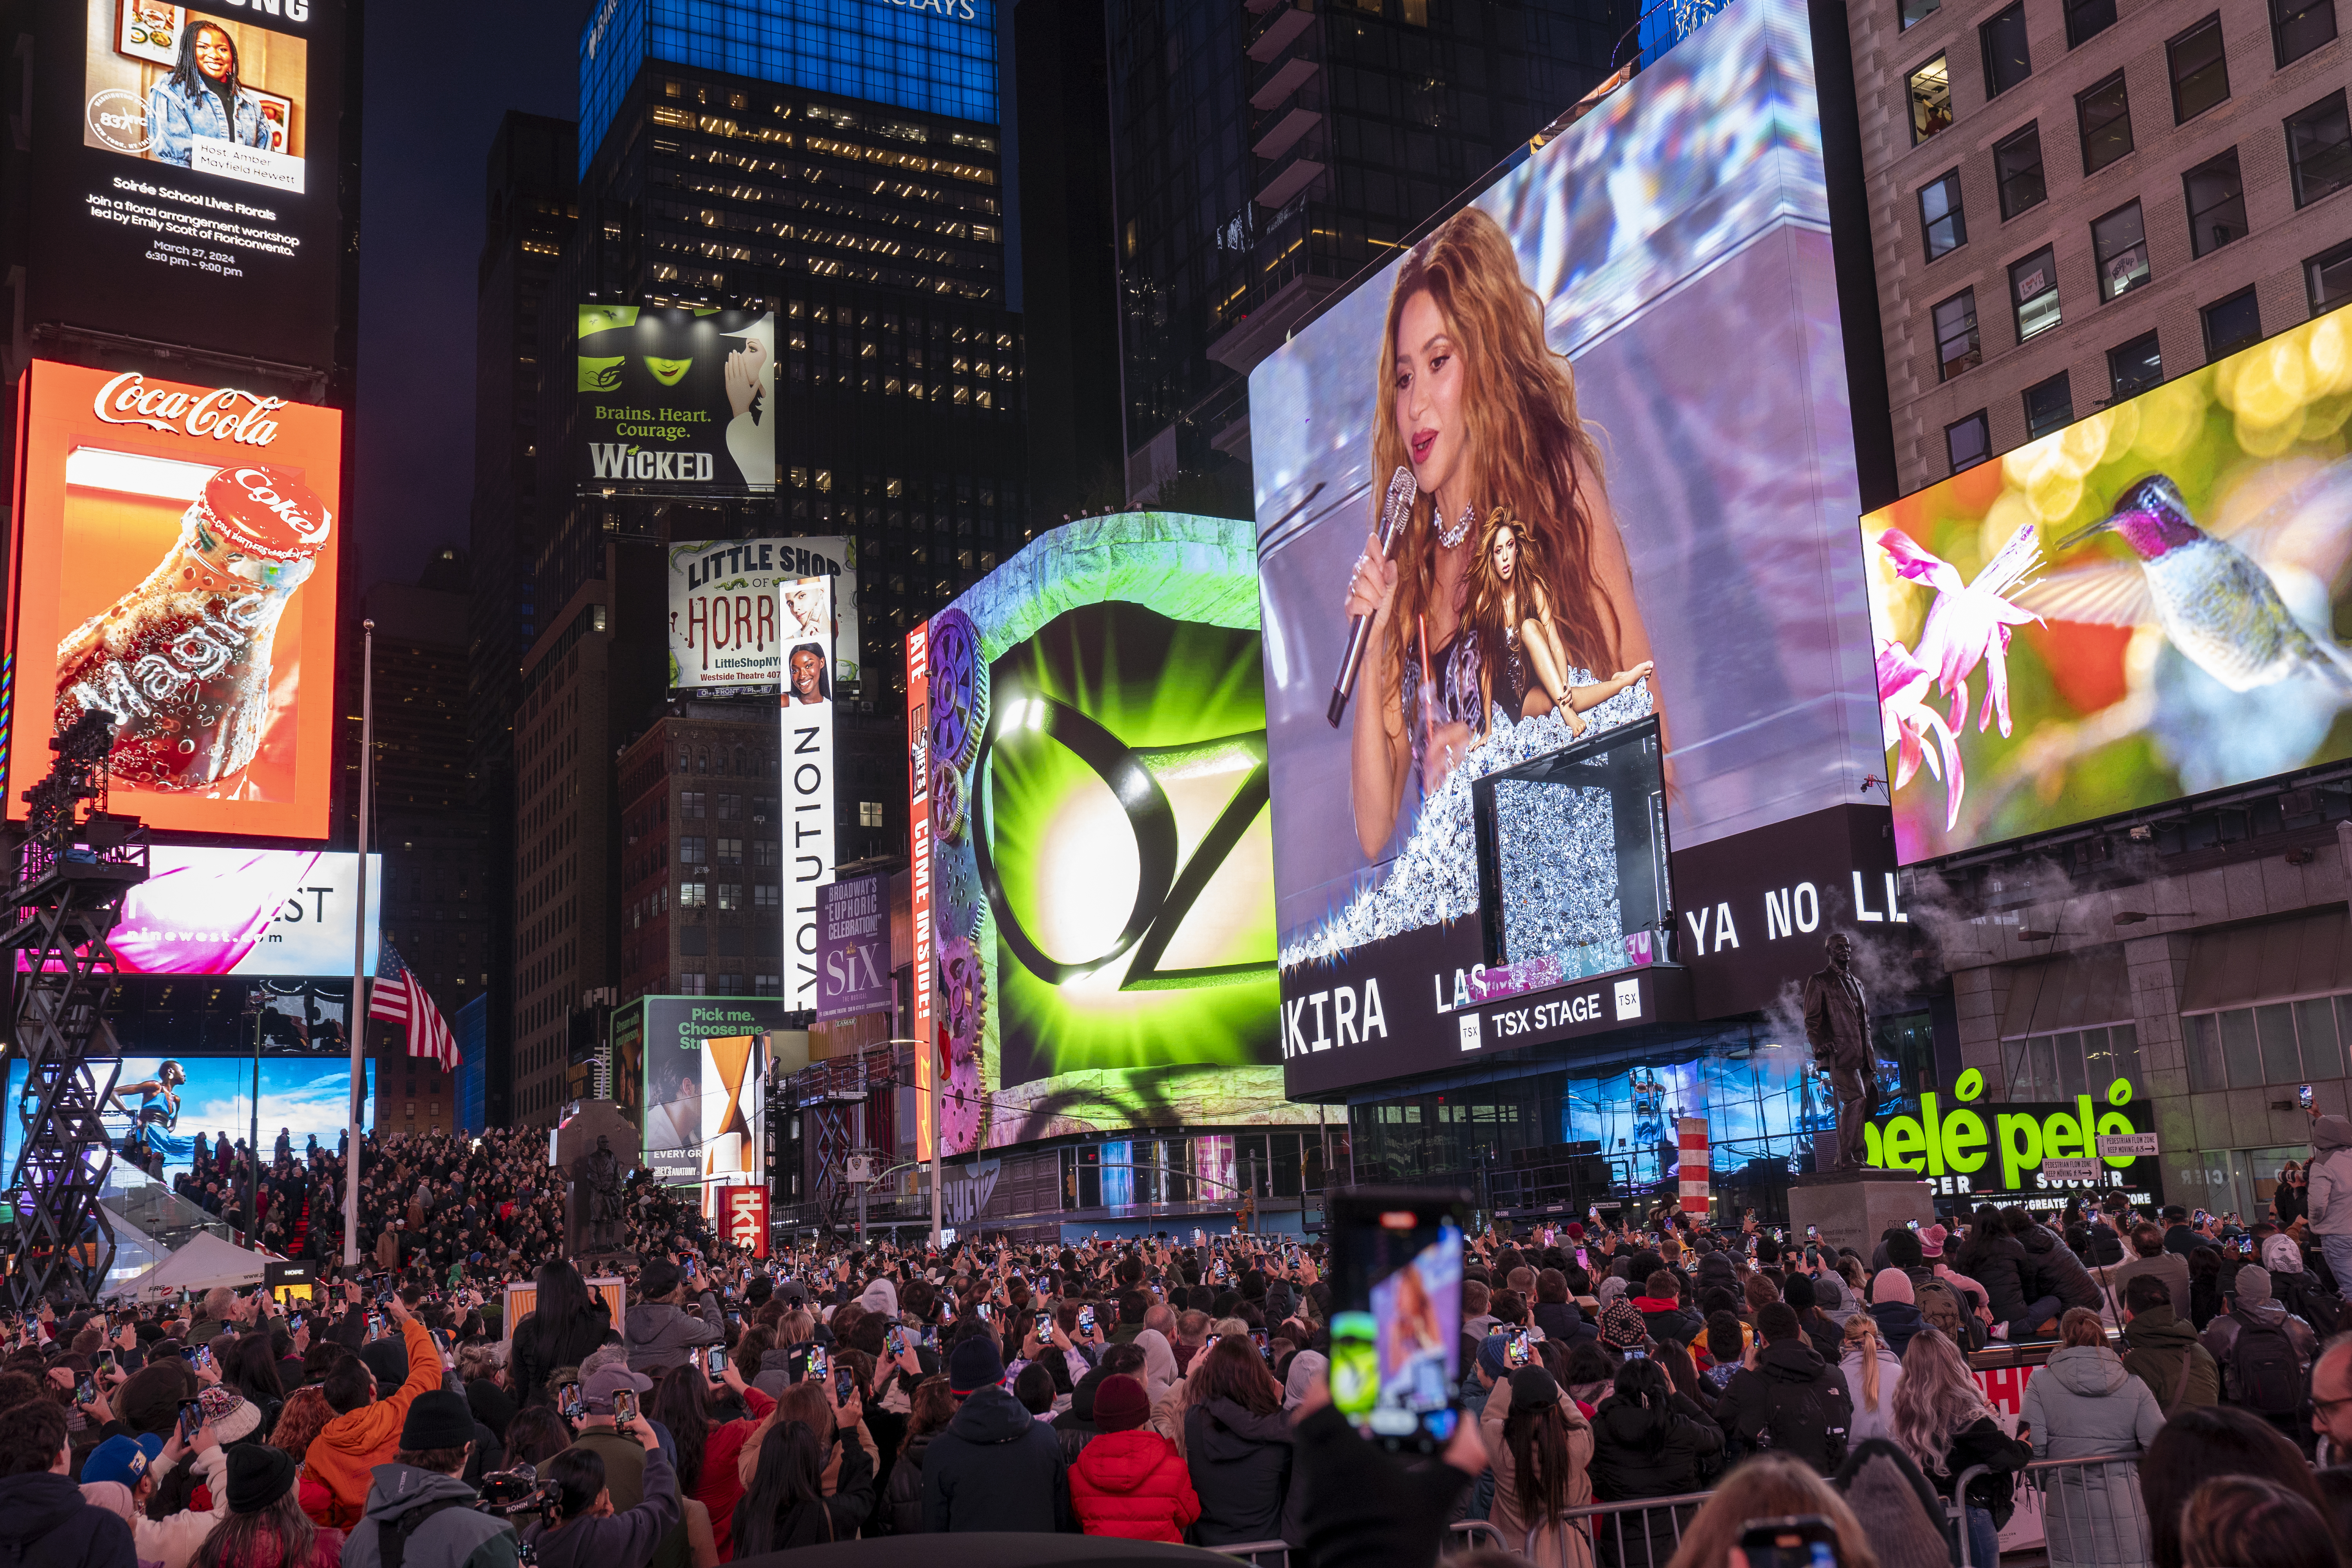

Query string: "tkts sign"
[719, 1185, 769, 1257]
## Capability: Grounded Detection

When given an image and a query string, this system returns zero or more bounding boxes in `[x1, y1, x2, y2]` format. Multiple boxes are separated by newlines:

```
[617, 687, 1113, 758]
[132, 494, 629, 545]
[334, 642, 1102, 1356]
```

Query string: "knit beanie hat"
[1093, 1374, 1150, 1432]
[225, 1444, 298, 1514]
[1509, 1366, 1561, 1410]
[1871, 1269, 1915, 1306]
[399, 1388, 478, 1451]
[2234, 1265, 2274, 1305]
[198, 1385, 261, 1443]
[947, 1335, 1004, 1396]
[1477, 1335, 1513, 1379]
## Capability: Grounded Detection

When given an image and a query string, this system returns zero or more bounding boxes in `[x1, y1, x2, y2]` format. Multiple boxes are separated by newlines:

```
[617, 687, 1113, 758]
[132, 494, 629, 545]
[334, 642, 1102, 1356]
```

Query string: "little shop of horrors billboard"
[1865, 1072, 2163, 1207]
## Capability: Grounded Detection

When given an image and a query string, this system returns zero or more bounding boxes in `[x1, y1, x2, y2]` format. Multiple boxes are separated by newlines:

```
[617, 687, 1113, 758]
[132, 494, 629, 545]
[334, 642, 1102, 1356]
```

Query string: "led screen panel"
[6, 359, 342, 838]
[1864, 306, 2352, 862]
[24, 848, 379, 976]
[31, 0, 348, 370]
[633, 996, 788, 1186]
[919, 512, 1307, 1154]
[3, 1053, 374, 1187]
[579, 305, 778, 493]
[1250, 0, 1875, 1094]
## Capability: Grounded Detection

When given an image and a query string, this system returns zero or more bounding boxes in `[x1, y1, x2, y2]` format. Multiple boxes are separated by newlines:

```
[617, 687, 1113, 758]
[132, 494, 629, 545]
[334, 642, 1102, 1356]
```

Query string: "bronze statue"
[572, 1134, 624, 1251]
[1802, 932, 1876, 1172]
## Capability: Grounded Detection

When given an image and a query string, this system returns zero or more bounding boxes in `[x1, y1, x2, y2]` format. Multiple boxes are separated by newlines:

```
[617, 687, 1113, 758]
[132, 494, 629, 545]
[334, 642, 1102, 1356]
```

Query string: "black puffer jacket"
[2016, 1223, 2103, 1312]
[1587, 1394, 1723, 1568]
[0, 1470, 134, 1568]
[1956, 1231, 2036, 1328]
[1711, 1339, 1855, 1473]
[920, 1384, 1072, 1533]
[1185, 1397, 1297, 1546]
[882, 1431, 934, 1535]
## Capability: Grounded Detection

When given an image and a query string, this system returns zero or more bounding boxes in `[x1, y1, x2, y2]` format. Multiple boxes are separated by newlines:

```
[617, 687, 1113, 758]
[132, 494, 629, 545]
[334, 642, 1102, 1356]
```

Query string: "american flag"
[370, 941, 460, 1071]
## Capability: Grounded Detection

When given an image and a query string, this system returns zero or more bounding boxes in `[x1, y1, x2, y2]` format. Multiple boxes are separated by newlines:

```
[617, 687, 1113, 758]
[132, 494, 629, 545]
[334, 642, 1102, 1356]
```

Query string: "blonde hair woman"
[1341, 205, 1657, 858]
[1662, 1454, 1879, 1568]
[1841, 1314, 1905, 1445]
[1892, 1329, 2029, 1568]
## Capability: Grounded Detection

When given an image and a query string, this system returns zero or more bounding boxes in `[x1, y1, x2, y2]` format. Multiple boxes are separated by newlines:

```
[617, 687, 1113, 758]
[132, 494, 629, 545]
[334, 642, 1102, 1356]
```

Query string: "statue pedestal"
[1788, 1170, 1935, 1259]
[554, 1100, 642, 1261]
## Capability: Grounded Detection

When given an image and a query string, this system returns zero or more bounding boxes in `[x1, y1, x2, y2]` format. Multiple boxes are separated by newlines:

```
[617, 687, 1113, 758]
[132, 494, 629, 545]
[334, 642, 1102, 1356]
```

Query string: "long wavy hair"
[1890, 1327, 1990, 1475]
[1373, 206, 1617, 728]
[268, 1385, 334, 1463]
[189, 1488, 315, 1568]
[1463, 507, 1570, 721]
[651, 1364, 712, 1492]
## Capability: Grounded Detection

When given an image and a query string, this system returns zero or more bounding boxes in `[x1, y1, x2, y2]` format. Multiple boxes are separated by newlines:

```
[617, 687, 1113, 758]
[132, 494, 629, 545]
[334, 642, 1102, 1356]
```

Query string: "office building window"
[2184, 149, 2248, 256]
[717, 794, 740, 819]
[2092, 201, 2152, 297]
[2067, 0, 2118, 44]
[1996, 123, 2048, 217]
[2023, 373, 2075, 438]
[679, 836, 706, 865]
[716, 837, 743, 865]
[680, 971, 707, 995]
[2287, 91, 2352, 207]
[717, 883, 742, 911]
[755, 973, 783, 996]
[1910, 55, 1953, 143]
[1920, 170, 1968, 260]
[752, 840, 779, 866]
[2203, 289, 2263, 358]
[679, 880, 707, 907]
[753, 884, 780, 908]
[2309, 239, 2352, 312]
[1947, 411, 1993, 472]
[1903, 0, 1941, 25]
[1982, 3, 2033, 95]
[2011, 245, 2063, 341]
[2078, 73, 2134, 172]
[2272, 0, 2339, 64]
[680, 790, 705, 817]
[858, 800, 886, 827]
[1935, 290, 1983, 379]
[2109, 332, 2164, 399]
[2169, 16, 2231, 122]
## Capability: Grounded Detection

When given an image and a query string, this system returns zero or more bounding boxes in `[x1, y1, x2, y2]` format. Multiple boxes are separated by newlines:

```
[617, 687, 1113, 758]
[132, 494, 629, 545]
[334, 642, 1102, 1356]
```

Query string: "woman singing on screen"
[1341, 207, 1656, 862]
[147, 21, 269, 170]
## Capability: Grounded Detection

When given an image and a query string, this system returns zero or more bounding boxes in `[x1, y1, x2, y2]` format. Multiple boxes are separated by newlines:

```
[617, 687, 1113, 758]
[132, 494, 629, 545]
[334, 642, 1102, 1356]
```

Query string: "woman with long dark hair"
[1182, 1336, 1296, 1546]
[1482, 1365, 1595, 1567]
[146, 21, 269, 170]
[1586, 1357, 1722, 1568]
[501, 1406, 573, 1471]
[731, 1420, 834, 1551]
[190, 1444, 340, 1568]
[510, 1262, 608, 1410]
[220, 1330, 286, 1434]
[653, 1359, 773, 1559]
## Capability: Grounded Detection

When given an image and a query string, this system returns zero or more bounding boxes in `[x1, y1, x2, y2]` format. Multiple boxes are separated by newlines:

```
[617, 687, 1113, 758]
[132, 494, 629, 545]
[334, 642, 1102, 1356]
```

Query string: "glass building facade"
[581, 0, 1000, 178]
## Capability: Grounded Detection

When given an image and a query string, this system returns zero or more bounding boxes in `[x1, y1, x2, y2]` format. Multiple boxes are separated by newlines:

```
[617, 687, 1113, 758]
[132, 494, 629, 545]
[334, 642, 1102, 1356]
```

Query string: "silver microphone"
[1327, 466, 1419, 728]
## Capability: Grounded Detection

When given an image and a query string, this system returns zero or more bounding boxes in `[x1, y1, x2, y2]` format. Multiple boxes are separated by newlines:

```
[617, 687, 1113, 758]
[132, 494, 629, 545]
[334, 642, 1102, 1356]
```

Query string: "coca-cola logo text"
[93, 372, 285, 447]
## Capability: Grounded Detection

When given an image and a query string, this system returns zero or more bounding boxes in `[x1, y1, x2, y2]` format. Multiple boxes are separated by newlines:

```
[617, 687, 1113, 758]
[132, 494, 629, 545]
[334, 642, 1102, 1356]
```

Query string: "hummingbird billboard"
[1864, 305, 2352, 863]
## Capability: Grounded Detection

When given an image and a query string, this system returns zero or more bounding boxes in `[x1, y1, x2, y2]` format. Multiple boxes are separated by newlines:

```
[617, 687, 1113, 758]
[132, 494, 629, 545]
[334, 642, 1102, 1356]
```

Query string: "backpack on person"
[2274, 1270, 2346, 1338]
[1756, 1377, 1849, 1473]
[2225, 1320, 2303, 1418]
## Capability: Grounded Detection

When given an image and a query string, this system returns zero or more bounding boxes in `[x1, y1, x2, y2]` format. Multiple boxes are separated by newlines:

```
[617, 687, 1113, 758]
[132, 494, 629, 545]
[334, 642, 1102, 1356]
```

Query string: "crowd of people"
[11, 1127, 2352, 1565]
[163, 1127, 710, 1278]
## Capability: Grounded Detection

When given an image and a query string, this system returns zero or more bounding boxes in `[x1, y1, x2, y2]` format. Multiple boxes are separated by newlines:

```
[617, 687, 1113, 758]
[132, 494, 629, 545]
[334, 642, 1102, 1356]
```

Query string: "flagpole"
[346, 620, 374, 1272]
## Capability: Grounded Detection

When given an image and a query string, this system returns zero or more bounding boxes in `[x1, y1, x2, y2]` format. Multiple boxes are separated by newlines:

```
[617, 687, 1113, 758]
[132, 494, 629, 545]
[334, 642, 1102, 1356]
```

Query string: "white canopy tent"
[103, 1229, 272, 1303]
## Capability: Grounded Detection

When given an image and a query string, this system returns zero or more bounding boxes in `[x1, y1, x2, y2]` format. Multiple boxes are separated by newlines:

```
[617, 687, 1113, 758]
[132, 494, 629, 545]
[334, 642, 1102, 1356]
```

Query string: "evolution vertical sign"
[779, 575, 837, 1013]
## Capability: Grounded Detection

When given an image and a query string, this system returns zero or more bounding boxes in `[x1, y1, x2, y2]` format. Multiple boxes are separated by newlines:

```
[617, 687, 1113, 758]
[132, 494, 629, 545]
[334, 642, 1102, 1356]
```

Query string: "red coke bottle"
[55, 463, 331, 794]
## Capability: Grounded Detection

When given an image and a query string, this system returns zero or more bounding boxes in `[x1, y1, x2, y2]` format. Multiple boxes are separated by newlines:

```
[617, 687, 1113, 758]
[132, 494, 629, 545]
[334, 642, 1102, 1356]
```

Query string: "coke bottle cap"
[194, 465, 332, 566]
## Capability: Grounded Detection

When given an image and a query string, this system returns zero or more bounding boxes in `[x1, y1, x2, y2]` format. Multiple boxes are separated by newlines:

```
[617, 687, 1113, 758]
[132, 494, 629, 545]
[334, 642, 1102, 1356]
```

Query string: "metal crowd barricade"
[1214, 1540, 1293, 1567]
[1530, 1489, 1711, 1568]
[2014, 1452, 2148, 1568]
[1449, 1521, 1510, 1553]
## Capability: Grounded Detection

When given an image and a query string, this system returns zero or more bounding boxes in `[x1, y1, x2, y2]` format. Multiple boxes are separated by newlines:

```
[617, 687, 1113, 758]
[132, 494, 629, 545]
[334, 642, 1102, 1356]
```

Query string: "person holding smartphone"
[621, 1259, 724, 1376]
[300, 1285, 447, 1530]
[525, 1403, 681, 1568]
[340, 1389, 516, 1568]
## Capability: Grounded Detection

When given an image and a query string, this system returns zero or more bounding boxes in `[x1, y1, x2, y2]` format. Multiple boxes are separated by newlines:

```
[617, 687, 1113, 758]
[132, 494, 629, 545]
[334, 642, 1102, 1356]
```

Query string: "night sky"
[352, 0, 575, 592]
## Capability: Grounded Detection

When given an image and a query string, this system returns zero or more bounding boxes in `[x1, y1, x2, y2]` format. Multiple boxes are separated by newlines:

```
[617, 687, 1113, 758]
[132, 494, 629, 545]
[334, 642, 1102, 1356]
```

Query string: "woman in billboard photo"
[1341, 207, 1657, 861]
[146, 21, 270, 169]
[1466, 508, 1657, 733]
[786, 642, 831, 706]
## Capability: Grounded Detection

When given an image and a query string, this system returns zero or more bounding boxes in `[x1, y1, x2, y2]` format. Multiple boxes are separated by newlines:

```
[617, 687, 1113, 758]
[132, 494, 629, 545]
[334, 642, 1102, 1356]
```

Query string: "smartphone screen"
[975, 1301, 991, 1323]
[613, 1388, 637, 1425]
[1076, 1306, 1096, 1339]
[835, 1367, 855, 1405]
[94, 1350, 116, 1375]
[1740, 1515, 1843, 1568]
[366, 1314, 386, 1342]
[1250, 1328, 1270, 1360]
[2302, 1084, 2316, 1110]
[76, 1375, 96, 1404]
[886, 1327, 906, 1359]
[177, 1398, 203, 1445]
[1329, 1186, 1469, 1453]
[708, 1347, 728, 1375]
[1807, 1225, 1819, 1241]
[194, 1343, 215, 1370]
[559, 1382, 583, 1420]
[1504, 1327, 1532, 1370]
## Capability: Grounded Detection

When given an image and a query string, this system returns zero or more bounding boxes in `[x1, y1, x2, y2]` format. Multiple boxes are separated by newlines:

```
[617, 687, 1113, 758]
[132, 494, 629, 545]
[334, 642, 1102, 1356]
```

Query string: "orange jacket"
[301, 1317, 443, 1529]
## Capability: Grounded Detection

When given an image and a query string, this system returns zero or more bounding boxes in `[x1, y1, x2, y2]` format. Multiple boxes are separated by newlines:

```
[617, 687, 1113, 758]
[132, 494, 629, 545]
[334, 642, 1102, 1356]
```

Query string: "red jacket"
[1069, 1429, 1201, 1544]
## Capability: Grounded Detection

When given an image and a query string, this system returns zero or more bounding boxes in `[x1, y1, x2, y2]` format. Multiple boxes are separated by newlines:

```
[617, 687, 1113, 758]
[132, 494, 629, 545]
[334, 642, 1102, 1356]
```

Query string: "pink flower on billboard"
[1878, 636, 1965, 832]
[1877, 523, 2042, 738]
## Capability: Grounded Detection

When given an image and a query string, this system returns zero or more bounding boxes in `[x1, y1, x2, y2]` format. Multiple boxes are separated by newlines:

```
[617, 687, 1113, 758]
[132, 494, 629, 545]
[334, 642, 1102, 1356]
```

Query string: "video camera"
[477, 1465, 561, 1517]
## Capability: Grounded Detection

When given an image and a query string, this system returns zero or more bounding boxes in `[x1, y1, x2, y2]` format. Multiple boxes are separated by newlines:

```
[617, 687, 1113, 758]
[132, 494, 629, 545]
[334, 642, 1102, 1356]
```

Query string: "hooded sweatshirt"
[1134, 1329, 1180, 1406]
[856, 1279, 900, 1320]
[523, 1445, 680, 1568]
[338, 1464, 516, 1568]
[621, 1292, 723, 1375]
[2309, 1116, 2352, 1237]
[304, 1318, 444, 1530]
[78, 1447, 229, 1568]
[1712, 1339, 1855, 1472]
[0, 1468, 135, 1568]
[2017, 1345, 2163, 1460]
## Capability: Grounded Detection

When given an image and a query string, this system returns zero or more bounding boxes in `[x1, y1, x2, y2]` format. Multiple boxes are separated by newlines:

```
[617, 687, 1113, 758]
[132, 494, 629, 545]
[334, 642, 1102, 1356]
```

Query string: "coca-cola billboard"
[4, 359, 343, 839]
[28, 0, 348, 370]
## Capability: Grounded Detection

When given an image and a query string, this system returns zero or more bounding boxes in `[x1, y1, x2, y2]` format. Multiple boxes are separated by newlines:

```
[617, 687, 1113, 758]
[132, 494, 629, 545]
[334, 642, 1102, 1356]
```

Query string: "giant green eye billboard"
[918, 512, 1306, 1154]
